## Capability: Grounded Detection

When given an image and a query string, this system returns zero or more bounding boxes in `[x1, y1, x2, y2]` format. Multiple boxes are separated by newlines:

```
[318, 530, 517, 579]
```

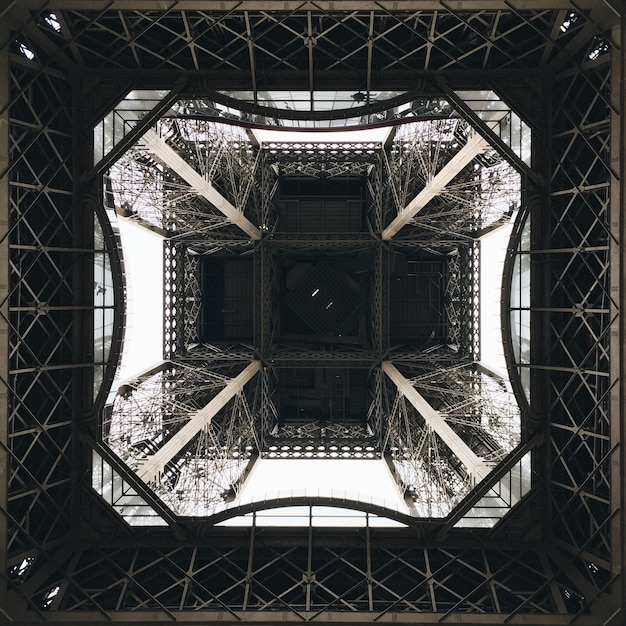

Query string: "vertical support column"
[373, 243, 389, 357]
[242, 520, 255, 610]
[0, 20, 9, 602]
[365, 516, 373, 611]
[305, 508, 313, 611]
[424, 549, 436, 611]
[256, 366, 275, 452]
[459, 241, 480, 359]
[254, 240, 271, 359]
[367, 151, 384, 233]
[73, 82, 95, 538]
[367, 368, 386, 449]
[610, 16, 625, 612]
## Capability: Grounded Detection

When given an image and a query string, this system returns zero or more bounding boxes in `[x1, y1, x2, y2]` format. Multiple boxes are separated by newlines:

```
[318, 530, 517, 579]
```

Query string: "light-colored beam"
[382, 131, 490, 240]
[137, 361, 261, 482]
[139, 128, 262, 240]
[381, 361, 491, 482]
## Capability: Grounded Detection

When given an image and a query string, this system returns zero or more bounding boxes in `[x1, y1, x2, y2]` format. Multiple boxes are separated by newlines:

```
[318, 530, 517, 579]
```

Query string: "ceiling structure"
[1, 1, 624, 624]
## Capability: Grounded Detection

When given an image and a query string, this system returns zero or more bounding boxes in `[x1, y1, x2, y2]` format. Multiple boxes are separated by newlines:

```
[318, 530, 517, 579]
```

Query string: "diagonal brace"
[139, 128, 262, 240]
[382, 361, 491, 482]
[382, 131, 490, 240]
[137, 361, 262, 482]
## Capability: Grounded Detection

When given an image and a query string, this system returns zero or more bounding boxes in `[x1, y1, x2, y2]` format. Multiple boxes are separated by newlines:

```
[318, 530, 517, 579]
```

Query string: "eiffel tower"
[1, 3, 624, 624]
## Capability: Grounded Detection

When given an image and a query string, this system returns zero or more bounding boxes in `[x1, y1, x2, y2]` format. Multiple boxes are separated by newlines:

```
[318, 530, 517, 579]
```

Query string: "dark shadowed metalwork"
[0, 2, 624, 624]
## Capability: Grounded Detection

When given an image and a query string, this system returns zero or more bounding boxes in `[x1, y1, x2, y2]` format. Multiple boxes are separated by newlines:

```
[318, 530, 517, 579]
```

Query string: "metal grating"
[283, 261, 362, 336]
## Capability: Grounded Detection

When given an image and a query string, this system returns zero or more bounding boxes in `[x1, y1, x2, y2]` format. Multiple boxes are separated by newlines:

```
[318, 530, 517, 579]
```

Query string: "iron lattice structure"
[1, 2, 624, 624]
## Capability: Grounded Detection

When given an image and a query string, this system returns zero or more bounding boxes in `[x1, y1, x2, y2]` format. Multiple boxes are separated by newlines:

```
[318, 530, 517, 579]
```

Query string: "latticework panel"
[546, 52, 614, 603]
[1, 3, 623, 624]
[6, 54, 76, 598]
[15, 535, 583, 615]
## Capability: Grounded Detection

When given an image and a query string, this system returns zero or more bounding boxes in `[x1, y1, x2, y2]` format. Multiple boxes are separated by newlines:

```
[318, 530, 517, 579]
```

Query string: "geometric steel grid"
[1, 2, 624, 624]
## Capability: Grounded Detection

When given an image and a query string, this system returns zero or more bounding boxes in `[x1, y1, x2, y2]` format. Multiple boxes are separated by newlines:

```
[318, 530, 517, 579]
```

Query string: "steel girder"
[0, 3, 624, 624]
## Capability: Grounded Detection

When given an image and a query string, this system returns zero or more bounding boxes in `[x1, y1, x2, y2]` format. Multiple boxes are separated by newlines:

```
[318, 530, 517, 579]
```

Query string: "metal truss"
[406, 156, 519, 239]
[444, 249, 462, 349]
[372, 242, 389, 355]
[254, 240, 277, 358]
[382, 121, 520, 243]
[265, 141, 380, 178]
[266, 232, 375, 250]
[394, 360, 521, 461]
[104, 358, 264, 516]
[157, 117, 262, 233]
[382, 120, 485, 238]
[384, 390, 474, 518]
[381, 119, 456, 228]
[8, 531, 591, 617]
[137, 126, 261, 240]
[1, 2, 624, 624]
[102, 333, 522, 523]
[542, 32, 617, 616]
[182, 249, 201, 346]
[378, 358, 520, 516]
[265, 347, 378, 370]
[265, 421, 377, 460]
[162, 239, 184, 358]
[367, 149, 385, 233]
[459, 242, 481, 361]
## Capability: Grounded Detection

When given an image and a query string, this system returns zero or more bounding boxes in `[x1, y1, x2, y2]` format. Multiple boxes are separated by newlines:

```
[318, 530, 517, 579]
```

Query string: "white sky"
[238, 458, 409, 512]
[480, 221, 514, 376]
[115, 217, 163, 384]
[252, 126, 393, 144]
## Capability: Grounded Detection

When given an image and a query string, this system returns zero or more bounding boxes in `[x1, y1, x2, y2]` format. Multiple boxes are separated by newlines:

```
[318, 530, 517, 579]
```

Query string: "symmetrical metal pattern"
[1, 3, 623, 624]
[103, 106, 516, 512]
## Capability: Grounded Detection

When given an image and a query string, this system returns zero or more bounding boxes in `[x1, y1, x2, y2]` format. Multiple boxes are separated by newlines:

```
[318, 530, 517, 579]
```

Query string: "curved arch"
[165, 111, 455, 134]
[193, 86, 430, 124]
[205, 494, 416, 527]
[90, 195, 128, 414]
[501, 202, 534, 430]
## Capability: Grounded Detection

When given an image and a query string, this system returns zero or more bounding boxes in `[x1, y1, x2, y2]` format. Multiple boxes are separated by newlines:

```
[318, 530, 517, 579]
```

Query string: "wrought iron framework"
[1, 2, 624, 624]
